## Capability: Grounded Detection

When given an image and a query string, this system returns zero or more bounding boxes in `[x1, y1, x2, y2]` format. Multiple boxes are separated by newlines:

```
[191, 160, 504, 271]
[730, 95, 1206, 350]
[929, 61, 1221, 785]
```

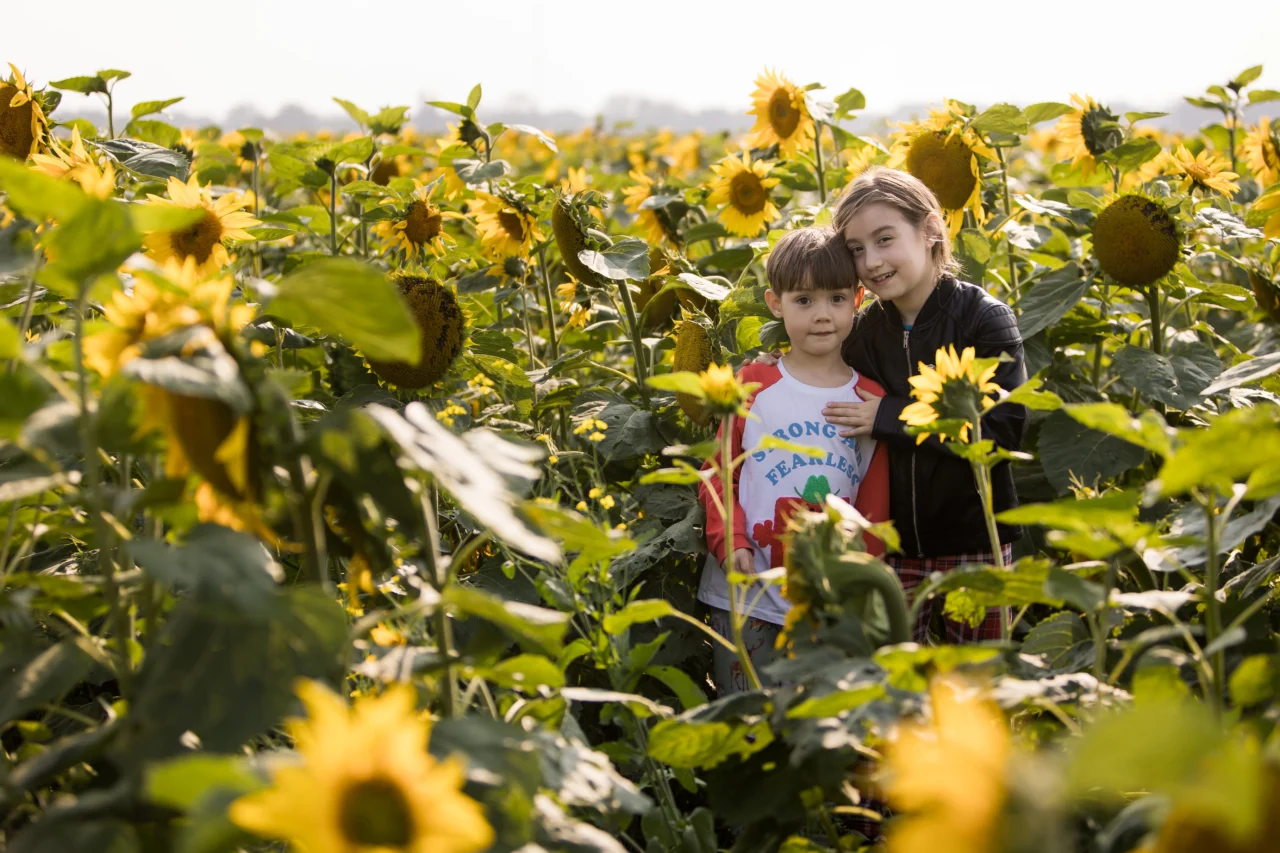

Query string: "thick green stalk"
[328, 169, 339, 255]
[535, 244, 560, 362]
[995, 146, 1021, 301]
[970, 417, 1009, 640]
[1146, 286, 1163, 355]
[1201, 491, 1224, 716]
[814, 121, 827, 204]
[423, 489, 457, 718]
[615, 279, 651, 406]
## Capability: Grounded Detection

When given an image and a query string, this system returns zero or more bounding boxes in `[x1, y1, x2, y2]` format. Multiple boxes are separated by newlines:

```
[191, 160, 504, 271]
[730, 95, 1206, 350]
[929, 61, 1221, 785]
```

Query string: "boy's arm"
[700, 406, 750, 564]
[852, 438, 890, 556]
[871, 302, 1029, 455]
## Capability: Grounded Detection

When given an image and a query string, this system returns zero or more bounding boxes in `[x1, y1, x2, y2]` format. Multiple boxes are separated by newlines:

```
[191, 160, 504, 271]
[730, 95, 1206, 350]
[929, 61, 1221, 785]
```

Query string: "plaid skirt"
[890, 545, 1012, 644]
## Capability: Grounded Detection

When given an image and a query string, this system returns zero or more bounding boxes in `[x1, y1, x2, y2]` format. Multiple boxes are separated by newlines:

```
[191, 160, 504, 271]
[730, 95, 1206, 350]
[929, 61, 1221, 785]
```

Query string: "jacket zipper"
[903, 328, 921, 556]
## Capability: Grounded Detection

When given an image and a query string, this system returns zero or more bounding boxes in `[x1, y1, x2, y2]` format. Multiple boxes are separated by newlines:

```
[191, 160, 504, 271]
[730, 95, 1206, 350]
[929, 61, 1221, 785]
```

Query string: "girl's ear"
[764, 288, 784, 318]
[923, 211, 947, 246]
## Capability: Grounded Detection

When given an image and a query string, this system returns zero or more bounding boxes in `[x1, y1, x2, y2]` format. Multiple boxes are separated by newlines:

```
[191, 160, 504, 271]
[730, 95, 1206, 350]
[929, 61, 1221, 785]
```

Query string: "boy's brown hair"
[832, 166, 961, 278]
[765, 226, 859, 294]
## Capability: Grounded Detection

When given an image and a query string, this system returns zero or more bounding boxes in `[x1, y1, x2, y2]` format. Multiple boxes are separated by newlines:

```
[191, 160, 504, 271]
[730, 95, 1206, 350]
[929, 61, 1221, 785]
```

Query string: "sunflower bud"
[366, 274, 465, 389]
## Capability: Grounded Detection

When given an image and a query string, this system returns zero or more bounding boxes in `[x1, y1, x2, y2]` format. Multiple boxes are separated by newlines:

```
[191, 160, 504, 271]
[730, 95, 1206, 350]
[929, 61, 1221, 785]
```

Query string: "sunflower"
[706, 152, 781, 237]
[374, 184, 463, 260]
[556, 280, 595, 330]
[746, 68, 816, 159]
[229, 680, 493, 853]
[1161, 144, 1240, 196]
[1092, 194, 1180, 287]
[1255, 188, 1280, 240]
[621, 169, 673, 244]
[31, 127, 117, 199]
[142, 174, 260, 275]
[0, 64, 51, 161]
[84, 257, 253, 379]
[900, 345, 1001, 444]
[1055, 94, 1123, 178]
[470, 192, 542, 259]
[889, 103, 994, 236]
[656, 131, 702, 178]
[885, 677, 1009, 853]
[365, 274, 465, 390]
[1241, 118, 1280, 188]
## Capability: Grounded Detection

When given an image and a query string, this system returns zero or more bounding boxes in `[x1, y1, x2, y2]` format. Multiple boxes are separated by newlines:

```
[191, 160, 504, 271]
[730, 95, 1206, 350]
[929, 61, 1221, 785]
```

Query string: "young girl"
[768, 167, 1029, 643]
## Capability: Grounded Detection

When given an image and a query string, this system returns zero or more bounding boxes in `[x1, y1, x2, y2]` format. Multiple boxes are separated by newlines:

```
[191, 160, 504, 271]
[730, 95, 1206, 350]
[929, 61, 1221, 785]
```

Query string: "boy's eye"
[832, 294, 846, 302]
[795, 296, 811, 305]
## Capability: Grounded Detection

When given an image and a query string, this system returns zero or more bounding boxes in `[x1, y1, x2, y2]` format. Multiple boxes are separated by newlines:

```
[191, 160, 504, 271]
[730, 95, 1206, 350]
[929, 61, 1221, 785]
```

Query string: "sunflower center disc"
[404, 201, 443, 245]
[905, 132, 975, 211]
[498, 210, 526, 243]
[0, 85, 36, 160]
[729, 172, 767, 215]
[338, 778, 415, 847]
[169, 208, 225, 265]
[768, 88, 801, 140]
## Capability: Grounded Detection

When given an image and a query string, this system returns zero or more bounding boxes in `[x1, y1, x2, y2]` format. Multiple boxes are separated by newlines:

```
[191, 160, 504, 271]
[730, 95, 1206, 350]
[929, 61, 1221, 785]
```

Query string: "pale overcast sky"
[9, 0, 1280, 120]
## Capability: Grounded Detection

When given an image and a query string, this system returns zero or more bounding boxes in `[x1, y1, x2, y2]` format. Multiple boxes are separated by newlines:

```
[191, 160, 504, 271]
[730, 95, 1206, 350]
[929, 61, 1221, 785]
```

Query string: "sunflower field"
[4, 59, 1280, 853]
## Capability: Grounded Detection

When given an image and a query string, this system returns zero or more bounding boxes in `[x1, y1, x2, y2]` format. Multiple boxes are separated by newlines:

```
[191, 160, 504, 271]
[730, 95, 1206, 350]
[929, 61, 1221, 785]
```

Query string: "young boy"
[697, 227, 890, 695]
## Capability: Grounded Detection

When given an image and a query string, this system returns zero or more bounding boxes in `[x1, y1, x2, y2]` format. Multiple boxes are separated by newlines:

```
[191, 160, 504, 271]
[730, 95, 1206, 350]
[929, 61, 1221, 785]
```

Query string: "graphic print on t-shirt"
[698, 360, 888, 625]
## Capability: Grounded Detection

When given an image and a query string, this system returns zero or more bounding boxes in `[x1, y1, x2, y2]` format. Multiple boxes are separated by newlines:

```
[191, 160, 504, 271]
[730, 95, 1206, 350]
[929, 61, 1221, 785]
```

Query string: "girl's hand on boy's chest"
[822, 388, 880, 438]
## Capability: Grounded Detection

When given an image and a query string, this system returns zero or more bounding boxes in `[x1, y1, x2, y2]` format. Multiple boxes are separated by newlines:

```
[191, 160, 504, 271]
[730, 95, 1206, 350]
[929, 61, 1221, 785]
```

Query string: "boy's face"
[841, 202, 940, 306]
[764, 284, 857, 359]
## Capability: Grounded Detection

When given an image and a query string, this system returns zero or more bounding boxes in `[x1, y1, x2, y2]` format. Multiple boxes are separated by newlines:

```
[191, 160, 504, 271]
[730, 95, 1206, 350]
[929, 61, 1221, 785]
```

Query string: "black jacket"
[842, 276, 1029, 557]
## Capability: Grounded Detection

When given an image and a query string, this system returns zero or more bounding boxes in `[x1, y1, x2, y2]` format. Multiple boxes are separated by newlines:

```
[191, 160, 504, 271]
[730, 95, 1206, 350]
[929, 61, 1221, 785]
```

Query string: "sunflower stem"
[995, 146, 1021, 301]
[615, 278, 651, 406]
[1199, 489, 1225, 718]
[721, 415, 763, 692]
[11, 250, 43, 374]
[814, 121, 827, 204]
[1146, 286, 1164, 356]
[536, 243, 560, 362]
[251, 145, 262, 278]
[422, 487, 458, 719]
[105, 90, 115, 138]
[328, 169, 339, 255]
[968, 417, 1009, 641]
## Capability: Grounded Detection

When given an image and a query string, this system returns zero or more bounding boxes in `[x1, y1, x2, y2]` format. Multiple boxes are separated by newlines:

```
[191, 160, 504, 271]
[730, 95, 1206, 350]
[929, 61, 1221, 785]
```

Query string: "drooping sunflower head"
[551, 193, 601, 287]
[229, 680, 493, 853]
[366, 273, 465, 390]
[1250, 268, 1280, 323]
[1056, 94, 1123, 176]
[747, 68, 816, 159]
[1163, 144, 1241, 196]
[706, 152, 781, 238]
[1242, 117, 1280, 188]
[142, 174, 261, 275]
[0, 64, 51, 161]
[1092, 194, 1180, 287]
[673, 320, 716, 425]
[471, 191, 543, 259]
[900, 345, 1001, 444]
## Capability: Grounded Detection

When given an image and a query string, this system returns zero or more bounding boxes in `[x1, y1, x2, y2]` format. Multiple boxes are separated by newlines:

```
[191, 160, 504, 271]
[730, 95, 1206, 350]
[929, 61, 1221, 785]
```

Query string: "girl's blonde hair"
[831, 166, 961, 279]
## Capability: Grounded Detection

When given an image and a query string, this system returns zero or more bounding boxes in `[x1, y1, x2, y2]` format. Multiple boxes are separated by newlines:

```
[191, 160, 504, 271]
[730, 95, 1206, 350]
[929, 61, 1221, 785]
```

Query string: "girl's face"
[841, 202, 941, 309]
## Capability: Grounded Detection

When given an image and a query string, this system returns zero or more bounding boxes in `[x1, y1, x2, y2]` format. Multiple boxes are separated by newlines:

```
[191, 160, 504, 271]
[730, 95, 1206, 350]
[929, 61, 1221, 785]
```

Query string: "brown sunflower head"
[366, 274, 465, 389]
[1092, 194, 1180, 287]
